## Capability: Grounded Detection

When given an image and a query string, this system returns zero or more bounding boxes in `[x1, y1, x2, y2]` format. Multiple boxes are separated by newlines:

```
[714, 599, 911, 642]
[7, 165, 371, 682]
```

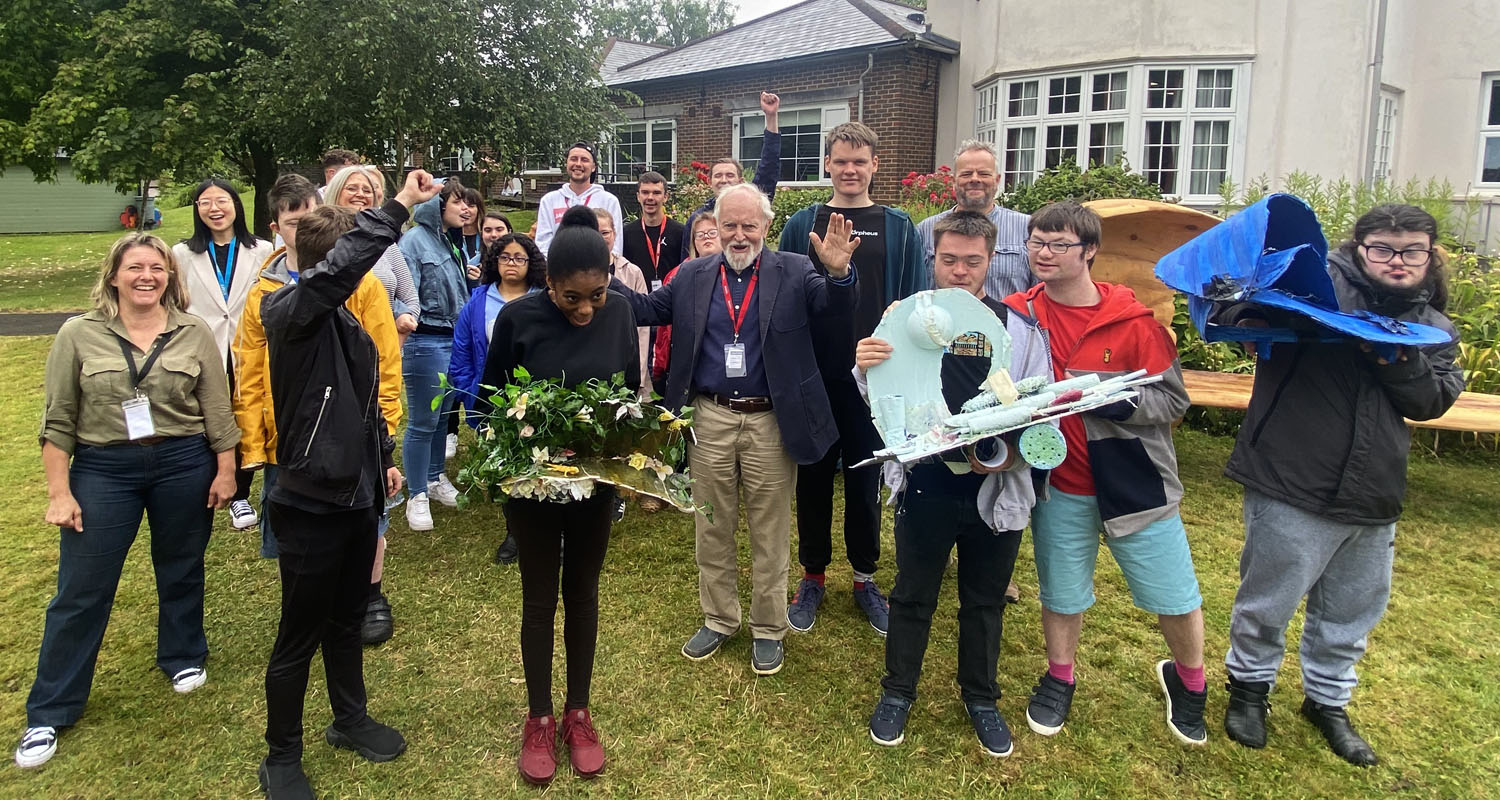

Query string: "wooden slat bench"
[1182, 369, 1500, 434]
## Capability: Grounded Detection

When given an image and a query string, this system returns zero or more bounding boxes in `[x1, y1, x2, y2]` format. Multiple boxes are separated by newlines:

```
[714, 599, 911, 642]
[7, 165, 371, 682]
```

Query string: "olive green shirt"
[40, 308, 241, 455]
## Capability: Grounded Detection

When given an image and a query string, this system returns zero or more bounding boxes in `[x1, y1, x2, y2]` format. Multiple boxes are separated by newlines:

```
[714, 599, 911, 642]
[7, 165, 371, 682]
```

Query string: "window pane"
[1004, 126, 1037, 188]
[1044, 124, 1079, 168]
[613, 123, 647, 177]
[1088, 121, 1125, 166]
[738, 116, 764, 173]
[1091, 71, 1127, 111]
[1008, 80, 1038, 117]
[1189, 120, 1230, 195]
[1195, 68, 1234, 109]
[651, 122, 674, 170]
[1489, 79, 1500, 126]
[1047, 76, 1081, 114]
[1144, 120, 1181, 193]
[1483, 136, 1500, 183]
[1147, 69, 1185, 109]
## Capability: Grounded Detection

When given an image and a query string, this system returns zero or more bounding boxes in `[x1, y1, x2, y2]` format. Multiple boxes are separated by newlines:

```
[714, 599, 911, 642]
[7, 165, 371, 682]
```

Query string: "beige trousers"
[689, 397, 797, 641]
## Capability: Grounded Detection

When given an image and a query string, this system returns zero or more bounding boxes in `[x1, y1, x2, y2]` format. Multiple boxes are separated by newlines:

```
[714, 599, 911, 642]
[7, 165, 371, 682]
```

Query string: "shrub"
[1446, 250, 1500, 394]
[898, 166, 955, 224]
[1000, 158, 1162, 214]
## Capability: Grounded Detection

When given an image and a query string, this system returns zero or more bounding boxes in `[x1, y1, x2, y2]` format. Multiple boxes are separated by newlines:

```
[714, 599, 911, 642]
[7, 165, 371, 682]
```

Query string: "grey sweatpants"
[1224, 489, 1396, 707]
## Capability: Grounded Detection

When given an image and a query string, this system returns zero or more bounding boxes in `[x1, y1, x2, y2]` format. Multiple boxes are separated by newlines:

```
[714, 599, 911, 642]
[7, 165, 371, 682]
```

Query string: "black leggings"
[225, 362, 257, 502]
[504, 490, 613, 717]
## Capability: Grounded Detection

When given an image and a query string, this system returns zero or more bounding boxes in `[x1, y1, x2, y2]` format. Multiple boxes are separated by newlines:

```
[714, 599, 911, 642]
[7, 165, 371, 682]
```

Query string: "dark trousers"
[795, 378, 883, 576]
[225, 361, 256, 502]
[504, 491, 613, 717]
[882, 487, 1022, 705]
[26, 436, 215, 727]
[264, 500, 379, 764]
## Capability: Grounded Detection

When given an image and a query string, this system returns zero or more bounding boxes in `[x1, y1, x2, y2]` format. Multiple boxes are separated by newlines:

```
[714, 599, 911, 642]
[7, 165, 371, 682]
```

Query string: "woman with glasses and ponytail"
[173, 180, 271, 532]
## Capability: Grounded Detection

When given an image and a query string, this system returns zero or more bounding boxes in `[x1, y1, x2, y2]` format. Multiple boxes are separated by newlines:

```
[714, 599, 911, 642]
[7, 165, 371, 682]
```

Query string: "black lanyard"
[114, 329, 177, 390]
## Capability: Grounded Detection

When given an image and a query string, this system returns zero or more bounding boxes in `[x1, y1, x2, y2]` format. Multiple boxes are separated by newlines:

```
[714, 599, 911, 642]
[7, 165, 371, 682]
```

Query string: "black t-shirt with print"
[808, 204, 886, 381]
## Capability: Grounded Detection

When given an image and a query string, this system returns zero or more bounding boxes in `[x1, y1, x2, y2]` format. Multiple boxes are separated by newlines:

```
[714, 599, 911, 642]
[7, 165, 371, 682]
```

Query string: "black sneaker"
[1224, 677, 1271, 749]
[787, 578, 825, 633]
[868, 694, 911, 746]
[258, 758, 316, 800]
[1025, 672, 1076, 736]
[1155, 660, 1208, 745]
[494, 534, 518, 565]
[966, 702, 1014, 757]
[681, 626, 731, 661]
[325, 715, 406, 763]
[1300, 698, 1378, 766]
[750, 638, 784, 676]
[610, 497, 626, 524]
[360, 594, 393, 646]
[853, 580, 890, 637]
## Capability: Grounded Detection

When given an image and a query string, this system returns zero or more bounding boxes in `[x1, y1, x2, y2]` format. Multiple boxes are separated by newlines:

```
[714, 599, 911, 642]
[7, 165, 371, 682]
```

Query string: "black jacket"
[262, 200, 406, 508]
[1222, 247, 1464, 524]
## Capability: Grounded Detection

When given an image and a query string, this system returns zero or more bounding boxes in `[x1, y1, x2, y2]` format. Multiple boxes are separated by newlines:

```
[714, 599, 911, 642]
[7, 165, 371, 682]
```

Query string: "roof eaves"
[847, 0, 917, 40]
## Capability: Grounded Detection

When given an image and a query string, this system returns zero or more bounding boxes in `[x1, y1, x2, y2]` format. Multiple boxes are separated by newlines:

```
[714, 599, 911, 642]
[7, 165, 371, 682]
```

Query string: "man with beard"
[1218, 205, 1463, 765]
[916, 140, 1035, 299]
[536, 142, 623, 257]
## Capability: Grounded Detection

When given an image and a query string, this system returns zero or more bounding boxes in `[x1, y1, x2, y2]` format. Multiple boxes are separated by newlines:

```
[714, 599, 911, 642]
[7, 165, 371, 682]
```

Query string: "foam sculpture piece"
[1153, 193, 1453, 360]
[857, 289, 1160, 468]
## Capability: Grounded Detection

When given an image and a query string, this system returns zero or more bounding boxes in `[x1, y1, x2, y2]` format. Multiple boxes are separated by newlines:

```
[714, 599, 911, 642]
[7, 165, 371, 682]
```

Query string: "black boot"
[1300, 698, 1378, 766]
[494, 533, 518, 564]
[1224, 677, 1271, 748]
[360, 593, 393, 646]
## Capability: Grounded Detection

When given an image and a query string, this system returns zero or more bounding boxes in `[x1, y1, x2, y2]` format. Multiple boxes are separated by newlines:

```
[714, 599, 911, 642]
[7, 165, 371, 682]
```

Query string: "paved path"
[0, 312, 78, 336]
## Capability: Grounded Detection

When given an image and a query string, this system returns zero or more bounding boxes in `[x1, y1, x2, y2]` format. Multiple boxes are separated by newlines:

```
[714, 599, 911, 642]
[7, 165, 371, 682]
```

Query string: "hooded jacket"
[1222, 247, 1463, 525]
[1006, 281, 1191, 537]
[535, 183, 624, 256]
[232, 246, 403, 468]
[397, 195, 469, 330]
[779, 203, 926, 310]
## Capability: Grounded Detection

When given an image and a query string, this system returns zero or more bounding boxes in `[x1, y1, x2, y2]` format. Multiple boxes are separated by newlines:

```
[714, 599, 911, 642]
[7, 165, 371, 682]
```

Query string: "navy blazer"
[613, 248, 857, 465]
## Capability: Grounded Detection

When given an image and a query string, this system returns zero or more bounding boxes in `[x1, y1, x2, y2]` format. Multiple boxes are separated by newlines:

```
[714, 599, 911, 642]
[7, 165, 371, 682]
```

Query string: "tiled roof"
[600, 38, 670, 76]
[602, 0, 957, 87]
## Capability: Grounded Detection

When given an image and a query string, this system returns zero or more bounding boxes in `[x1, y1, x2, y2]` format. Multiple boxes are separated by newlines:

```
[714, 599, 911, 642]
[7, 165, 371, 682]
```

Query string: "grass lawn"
[0, 331, 1496, 798]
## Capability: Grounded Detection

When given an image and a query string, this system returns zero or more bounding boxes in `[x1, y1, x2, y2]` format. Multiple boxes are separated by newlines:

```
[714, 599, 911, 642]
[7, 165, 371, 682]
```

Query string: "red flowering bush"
[899, 165, 956, 223]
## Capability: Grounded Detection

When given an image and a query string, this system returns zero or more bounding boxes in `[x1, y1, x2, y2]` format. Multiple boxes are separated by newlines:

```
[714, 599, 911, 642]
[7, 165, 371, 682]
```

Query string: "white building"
[927, 0, 1500, 247]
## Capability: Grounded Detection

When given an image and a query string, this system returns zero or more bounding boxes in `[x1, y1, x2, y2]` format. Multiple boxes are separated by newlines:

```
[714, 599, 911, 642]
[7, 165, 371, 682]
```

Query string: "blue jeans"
[402, 333, 453, 494]
[26, 435, 216, 727]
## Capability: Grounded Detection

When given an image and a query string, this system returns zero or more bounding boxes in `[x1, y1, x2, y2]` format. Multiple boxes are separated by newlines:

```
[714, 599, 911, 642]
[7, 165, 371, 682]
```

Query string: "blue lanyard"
[207, 238, 237, 300]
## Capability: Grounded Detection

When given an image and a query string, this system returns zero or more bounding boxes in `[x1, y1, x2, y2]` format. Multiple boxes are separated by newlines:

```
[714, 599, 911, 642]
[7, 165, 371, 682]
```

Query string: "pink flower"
[929, 192, 939, 202]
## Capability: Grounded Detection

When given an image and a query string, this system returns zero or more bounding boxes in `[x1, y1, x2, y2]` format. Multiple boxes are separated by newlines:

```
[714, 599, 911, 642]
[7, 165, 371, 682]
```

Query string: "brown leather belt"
[707, 393, 773, 413]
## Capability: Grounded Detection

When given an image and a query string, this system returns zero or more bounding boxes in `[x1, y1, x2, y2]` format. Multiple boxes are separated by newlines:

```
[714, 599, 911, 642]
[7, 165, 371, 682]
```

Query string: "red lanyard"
[718, 258, 760, 343]
[563, 191, 594, 208]
[641, 218, 666, 272]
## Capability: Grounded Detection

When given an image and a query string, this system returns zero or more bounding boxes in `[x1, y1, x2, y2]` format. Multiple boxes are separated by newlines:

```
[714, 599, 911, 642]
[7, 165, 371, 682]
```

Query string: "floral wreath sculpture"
[446, 367, 703, 515]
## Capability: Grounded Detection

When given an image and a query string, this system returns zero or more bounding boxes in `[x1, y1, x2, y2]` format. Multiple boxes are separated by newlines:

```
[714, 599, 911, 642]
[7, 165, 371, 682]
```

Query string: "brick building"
[598, 0, 957, 205]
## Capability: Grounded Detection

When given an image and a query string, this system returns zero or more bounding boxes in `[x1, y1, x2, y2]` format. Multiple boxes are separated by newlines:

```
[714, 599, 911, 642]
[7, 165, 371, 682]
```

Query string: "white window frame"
[1373, 88, 1400, 183]
[976, 84, 1000, 144]
[977, 60, 1251, 204]
[732, 103, 850, 187]
[607, 119, 677, 182]
[1477, 73, 1500, 188]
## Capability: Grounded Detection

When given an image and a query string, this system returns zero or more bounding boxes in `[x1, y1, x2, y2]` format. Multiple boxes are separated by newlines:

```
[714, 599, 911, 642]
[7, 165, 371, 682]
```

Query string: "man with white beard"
[609, 182, 859, 677]
[916, 140, 1035, 299]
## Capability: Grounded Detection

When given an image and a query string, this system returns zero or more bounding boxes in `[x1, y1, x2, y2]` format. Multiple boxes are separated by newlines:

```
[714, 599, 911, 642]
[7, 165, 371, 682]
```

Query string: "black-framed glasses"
[1360, 243, 1433, 267]
[495, 254, 529, 265]
[1025, 238, 1086, 255]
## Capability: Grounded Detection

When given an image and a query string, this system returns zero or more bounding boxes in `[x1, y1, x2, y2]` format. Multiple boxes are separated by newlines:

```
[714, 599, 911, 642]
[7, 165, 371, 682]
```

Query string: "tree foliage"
[592, 0, 736, 47]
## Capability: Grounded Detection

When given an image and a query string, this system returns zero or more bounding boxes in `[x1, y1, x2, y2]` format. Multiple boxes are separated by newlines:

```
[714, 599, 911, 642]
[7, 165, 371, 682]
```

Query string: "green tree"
[592, 0, 736, 47]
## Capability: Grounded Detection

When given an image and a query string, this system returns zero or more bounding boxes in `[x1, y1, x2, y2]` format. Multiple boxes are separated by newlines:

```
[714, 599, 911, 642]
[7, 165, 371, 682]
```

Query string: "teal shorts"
[1031, 489, 1202, 616]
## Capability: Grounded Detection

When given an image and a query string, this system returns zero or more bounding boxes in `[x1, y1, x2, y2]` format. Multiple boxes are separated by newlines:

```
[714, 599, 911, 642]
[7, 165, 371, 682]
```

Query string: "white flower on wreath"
[519, 424, 535, 438]
[531, 446, 550, 464]
[615, 401, 643, 421]
[507, 392, 529, 420]
[575, 405, 593, 423]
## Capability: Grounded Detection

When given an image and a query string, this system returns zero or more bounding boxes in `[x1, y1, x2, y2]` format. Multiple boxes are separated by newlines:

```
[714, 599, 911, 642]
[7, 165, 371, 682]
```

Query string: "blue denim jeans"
[26, 435, 216, 727]
[401, 333, 454, 494]
[259, 465, 280, 558]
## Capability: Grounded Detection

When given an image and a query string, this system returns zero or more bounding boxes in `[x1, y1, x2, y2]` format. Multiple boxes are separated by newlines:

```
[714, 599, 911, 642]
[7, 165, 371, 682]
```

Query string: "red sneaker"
[560, 707, 606, 778]
[517, 714, 557, 786]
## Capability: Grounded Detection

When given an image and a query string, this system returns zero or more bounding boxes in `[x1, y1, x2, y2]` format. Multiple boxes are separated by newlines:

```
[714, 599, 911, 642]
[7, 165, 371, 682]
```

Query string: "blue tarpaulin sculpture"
[1153, 193, 1453, 358]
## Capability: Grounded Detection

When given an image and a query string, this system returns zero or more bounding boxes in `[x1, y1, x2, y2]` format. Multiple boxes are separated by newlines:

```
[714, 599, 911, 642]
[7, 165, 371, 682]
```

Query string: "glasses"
[495, 254, 529, 265]
[195, 198, 233, 210]
[1360, 243, 1432, 267]
[694, 230, 721, 241]
[1025, 238, 1086, 255]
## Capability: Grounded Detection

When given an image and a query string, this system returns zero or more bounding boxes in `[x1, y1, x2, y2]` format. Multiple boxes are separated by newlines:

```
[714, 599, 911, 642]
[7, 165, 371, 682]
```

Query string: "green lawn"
[0, 333, 1495, 798]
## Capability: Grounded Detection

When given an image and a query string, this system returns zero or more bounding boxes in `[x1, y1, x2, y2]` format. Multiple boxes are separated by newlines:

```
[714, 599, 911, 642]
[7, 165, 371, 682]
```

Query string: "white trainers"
[229, 500, 258, 530]
[14, 726, 57, 768]
[171, 667, 206, 694]
[427, 474, 459, 508]
[445, 433, 458, 460]
[406, 493, 434, 531]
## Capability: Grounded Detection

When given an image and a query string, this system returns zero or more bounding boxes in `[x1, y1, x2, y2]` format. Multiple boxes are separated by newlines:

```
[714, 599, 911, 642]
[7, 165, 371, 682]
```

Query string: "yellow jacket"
[233, 247, 403, 467]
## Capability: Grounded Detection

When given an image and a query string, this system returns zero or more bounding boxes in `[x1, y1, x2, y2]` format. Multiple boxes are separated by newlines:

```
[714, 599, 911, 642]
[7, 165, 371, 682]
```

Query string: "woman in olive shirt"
[16, 233, 240, 770]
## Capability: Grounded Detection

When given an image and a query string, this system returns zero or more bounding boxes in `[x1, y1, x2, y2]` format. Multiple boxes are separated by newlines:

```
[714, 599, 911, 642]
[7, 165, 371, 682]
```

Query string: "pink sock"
[1047, 660, 1075, 684]
[1174, 662, 1206, 693]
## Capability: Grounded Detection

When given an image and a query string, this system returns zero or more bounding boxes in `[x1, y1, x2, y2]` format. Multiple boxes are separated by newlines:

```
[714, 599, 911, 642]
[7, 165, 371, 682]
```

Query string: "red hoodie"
[1005, 281, 1177, 496]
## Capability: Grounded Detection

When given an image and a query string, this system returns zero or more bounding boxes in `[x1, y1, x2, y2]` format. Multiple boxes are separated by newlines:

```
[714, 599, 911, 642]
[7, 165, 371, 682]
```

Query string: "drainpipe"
[1363, 0, 1389, 187]
[857, 53, 874, 121]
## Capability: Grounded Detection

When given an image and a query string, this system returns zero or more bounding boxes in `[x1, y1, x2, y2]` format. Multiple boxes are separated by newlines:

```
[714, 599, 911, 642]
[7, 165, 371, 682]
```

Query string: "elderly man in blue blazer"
[612, 182, 859, 676]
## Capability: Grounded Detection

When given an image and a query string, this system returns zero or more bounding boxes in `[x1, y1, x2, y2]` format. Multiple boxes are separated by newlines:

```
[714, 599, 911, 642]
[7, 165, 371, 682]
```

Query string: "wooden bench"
[1183, 369, 1500, 434]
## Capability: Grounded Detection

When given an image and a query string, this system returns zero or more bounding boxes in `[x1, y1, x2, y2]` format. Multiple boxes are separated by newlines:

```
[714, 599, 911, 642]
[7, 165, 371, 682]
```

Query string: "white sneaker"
[427, 474, 459, 508]
[445, 433, 458, 460]
[406, 493, 434, 531]
[14, 726, 57, 768]
[229, 500, 258, 530]
[171, 667, 206, 694]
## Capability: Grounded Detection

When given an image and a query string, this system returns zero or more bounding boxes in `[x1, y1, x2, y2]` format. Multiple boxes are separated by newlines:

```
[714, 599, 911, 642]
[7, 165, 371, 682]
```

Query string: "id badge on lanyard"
[724, 343, 747, 378]
[115, 330, 176, 440]
[718, 260, 759, 380]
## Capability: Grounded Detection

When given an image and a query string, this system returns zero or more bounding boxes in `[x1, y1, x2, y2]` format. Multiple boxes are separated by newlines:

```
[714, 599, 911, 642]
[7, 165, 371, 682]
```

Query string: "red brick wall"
[614, 47, 945, 204]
